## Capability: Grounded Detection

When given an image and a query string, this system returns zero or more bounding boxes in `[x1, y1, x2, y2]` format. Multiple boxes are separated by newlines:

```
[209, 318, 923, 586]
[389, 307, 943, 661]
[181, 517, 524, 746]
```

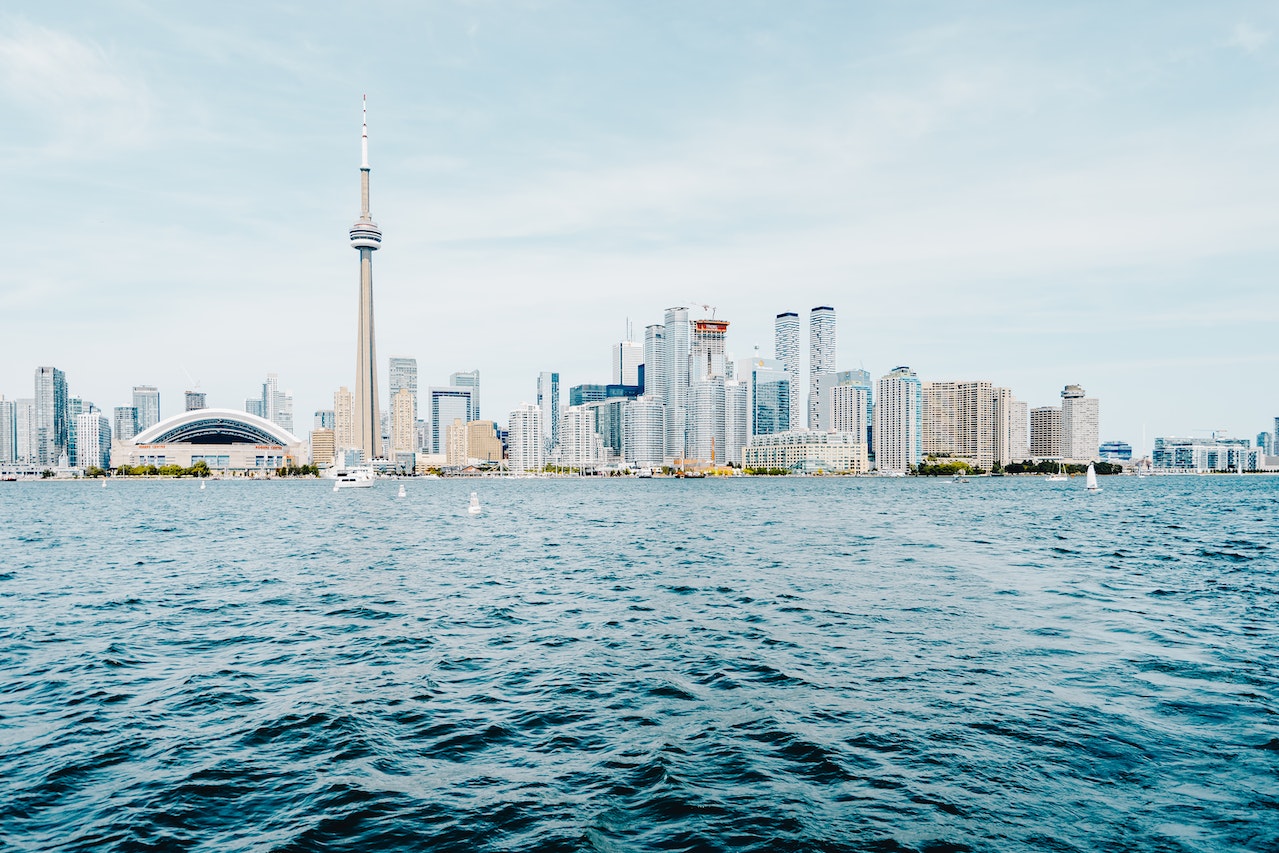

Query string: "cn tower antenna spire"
[361, 94, 369, 170]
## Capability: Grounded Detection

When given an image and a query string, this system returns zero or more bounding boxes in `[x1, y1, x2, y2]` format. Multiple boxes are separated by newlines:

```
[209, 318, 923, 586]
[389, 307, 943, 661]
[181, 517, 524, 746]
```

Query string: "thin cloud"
[0, 19, 150, 156]
[1229, 22, 1270, 53]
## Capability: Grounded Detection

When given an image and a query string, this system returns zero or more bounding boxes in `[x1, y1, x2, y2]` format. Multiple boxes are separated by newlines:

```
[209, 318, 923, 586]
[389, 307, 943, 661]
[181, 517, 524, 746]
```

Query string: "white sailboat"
[1085, 463, 1101, 492]
[1047, 462, 1068, 482]
[468, 491, 482, 515]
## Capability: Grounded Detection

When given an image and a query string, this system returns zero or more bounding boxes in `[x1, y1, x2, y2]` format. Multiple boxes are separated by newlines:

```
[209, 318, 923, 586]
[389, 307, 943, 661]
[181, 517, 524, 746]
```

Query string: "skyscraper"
[508, 404, 544, 475]
[830, 369, 872, 447]
[132, 385, 160, 432]
[334, 387, 355, 451]
[774, 312, 800, 431]
[429, 386, 475, 454]
[741, 357, 791, 439]
[612, 341, 643, 387]
[390, 357, 418, 421]
[537, 371, 560, 453]
[874, 366, 921, 473]
[350, 97, 384, 461]
[391, 388, 416, 454]
[994, 388, 1028, 466]
[689, 320, 729, 382]
[921, 380, 996, 469]
[808, 306, 835, 428]
[663, 307, 691, 458]
[113, 406, 138, 442]
[558, 406, 603, 471]
[261, 373, 293, 433]
[76, 411, 111, 470]
[35, 367, 68, 466]
[450, 370, 481, 421]
[0, 397, 14, 464]
[1030, 407, 1061, 458]
[184, 391, 207, 412]
[643, 325, 665, 400]
[623, 397, 666, 469]
[13, 399, 36, 465]
[1060, 384, 1100, 462]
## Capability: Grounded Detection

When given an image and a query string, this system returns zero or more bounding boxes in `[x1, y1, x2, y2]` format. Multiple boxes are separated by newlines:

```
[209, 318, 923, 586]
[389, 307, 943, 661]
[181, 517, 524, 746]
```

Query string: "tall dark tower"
[350, 96, 383, 460]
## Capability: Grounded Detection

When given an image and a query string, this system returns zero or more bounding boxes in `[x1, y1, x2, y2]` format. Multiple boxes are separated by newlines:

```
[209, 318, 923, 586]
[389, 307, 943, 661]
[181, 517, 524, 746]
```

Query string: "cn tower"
[350, 96, 383, 460]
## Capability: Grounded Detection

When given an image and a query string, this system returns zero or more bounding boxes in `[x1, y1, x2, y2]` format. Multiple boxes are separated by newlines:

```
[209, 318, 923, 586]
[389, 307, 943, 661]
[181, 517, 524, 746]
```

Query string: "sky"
[1, 1, 1277, 455]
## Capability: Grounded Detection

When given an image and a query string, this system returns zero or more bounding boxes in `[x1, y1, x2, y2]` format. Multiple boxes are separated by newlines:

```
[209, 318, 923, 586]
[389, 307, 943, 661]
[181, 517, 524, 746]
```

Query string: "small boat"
[334, 465, 376, 490]
[468, 491, 482, 515]
[1085, 463, 1101, 493]
[1047, 462, 1068, 482]
[397, 483, 406, 498]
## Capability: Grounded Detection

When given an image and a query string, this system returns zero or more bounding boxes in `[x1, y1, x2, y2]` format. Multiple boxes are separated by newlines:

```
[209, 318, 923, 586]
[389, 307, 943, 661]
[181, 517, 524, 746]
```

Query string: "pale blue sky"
[2, 2, 1277, 452]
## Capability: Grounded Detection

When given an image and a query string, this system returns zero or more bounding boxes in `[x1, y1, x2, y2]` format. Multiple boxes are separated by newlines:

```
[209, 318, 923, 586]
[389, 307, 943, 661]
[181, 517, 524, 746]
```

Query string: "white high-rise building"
[623, 396, 666, 469]
[449, 370, 481, 421]
[13, 399, 36, 465]
[76, 411, 111, 470]
[508, 403, 544, 475]
[612, 341, 643, 387]
[685, 379, 726, 465]
[643, 325, 666, 401]
[0, 396, 12, 464]
[663, 307, 691, 459]
[536, 371, 560, 453]
[261, 373, 293, 433]
[808, 306, 835, 428]
[1030, 407, 1061, 459]
[1060, 384, 1100, 462]
[830, 369, 872, 448]
[558, 405, 604, 471]
[874, 366, 921, 473]
[724, 380, 748, 468]
[774, 312, 800, 433]
[994, 389, 1028, 466]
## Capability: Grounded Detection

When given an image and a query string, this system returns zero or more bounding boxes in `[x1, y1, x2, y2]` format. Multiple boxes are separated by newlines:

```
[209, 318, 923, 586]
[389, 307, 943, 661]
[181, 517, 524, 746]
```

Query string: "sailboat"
[1085, 463, 1101, 492]
[1047, 462, 1068, 482]
[468, 491, 482, 515]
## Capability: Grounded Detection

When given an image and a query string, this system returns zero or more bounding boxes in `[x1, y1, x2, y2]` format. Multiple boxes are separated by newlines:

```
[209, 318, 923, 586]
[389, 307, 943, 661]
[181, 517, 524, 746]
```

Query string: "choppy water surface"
[1, 476, 1276, 852]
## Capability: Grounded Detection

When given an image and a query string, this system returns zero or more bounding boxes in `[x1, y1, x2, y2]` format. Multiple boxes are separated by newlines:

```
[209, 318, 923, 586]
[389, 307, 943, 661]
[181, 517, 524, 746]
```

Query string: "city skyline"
[2, 4, 1277, 453]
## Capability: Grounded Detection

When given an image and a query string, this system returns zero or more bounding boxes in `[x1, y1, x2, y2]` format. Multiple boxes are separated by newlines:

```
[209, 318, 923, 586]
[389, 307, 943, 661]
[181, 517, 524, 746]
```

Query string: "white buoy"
[468, 491, 482, 515]
[398, 483, 406, 498]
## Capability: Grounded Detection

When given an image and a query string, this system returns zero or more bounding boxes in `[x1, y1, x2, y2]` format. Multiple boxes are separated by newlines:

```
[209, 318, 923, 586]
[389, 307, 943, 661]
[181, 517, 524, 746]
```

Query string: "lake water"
[1, 476, 1276, 852]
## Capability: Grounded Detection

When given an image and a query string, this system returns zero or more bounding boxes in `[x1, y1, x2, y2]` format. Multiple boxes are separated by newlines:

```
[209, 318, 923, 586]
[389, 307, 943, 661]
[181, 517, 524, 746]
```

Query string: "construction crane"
[689, 301, 717, 319]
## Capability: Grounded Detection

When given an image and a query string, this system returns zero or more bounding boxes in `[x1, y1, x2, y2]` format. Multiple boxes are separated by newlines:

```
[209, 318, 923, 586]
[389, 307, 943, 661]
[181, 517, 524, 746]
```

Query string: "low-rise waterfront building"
[1152, 435, 1259, 472]
[744, 430, 868, 473]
